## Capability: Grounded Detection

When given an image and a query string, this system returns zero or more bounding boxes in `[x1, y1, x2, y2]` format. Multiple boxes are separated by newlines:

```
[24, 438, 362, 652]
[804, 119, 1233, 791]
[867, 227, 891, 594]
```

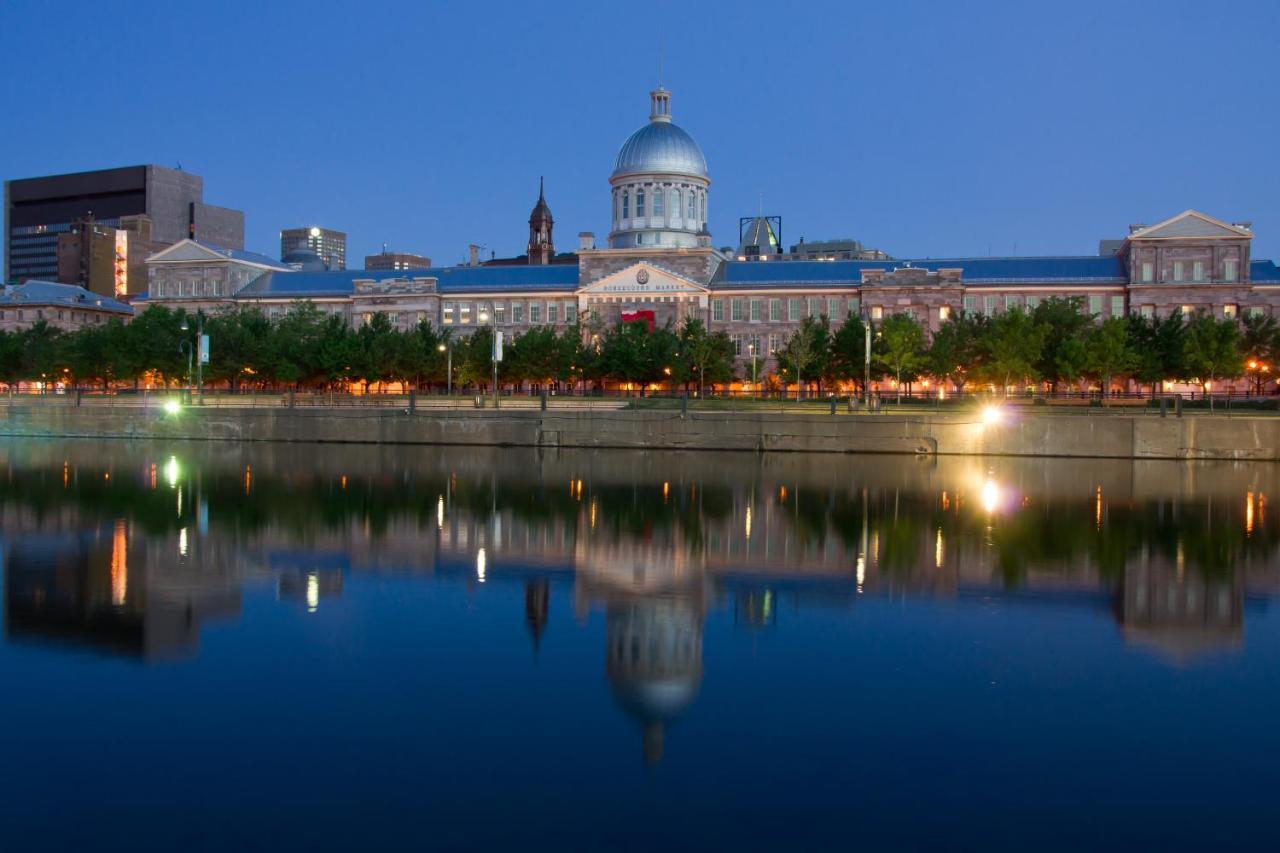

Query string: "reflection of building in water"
[3, 521, 241, 661]
[1116, 554, 1243, 664]
[525, 578, 549, 653]
[278, 569, 345, 613]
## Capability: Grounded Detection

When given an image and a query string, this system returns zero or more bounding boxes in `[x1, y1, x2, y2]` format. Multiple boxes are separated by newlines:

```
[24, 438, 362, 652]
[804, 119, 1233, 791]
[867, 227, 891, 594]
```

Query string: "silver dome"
[612, 121, 708, 180]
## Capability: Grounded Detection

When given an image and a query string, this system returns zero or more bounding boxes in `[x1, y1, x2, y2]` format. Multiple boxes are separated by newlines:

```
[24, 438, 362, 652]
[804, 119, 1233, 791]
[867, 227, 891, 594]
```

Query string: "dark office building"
[4, 165, 244, 282]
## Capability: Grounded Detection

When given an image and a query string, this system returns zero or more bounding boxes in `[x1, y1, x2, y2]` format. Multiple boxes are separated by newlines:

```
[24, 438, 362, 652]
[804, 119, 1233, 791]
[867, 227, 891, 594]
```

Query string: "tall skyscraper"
[4, 165, 244, 283]
[281, 226, 346, 271]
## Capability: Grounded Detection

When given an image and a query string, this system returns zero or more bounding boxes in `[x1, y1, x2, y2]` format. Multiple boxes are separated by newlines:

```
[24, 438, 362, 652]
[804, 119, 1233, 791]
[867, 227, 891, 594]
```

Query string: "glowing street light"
[981, 404, 1004, 426]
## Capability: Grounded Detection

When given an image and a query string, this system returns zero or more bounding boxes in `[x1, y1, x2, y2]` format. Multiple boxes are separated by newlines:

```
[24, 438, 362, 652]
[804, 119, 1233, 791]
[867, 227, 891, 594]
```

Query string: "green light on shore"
[163, 399, 181, 416]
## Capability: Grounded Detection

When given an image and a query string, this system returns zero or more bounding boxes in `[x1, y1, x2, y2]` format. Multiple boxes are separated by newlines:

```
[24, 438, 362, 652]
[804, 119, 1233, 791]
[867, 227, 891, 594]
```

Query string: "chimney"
[578, 232, 595, 251]
[468, 244, 480, 266]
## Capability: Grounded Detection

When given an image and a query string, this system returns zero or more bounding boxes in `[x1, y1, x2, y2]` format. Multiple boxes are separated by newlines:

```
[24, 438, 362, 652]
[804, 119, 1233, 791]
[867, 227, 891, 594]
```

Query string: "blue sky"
[4, 0, 1278, 263]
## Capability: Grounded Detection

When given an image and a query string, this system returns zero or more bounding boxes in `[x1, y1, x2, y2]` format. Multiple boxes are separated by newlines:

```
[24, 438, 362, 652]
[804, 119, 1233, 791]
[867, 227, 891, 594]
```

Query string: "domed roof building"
[609, 88, 710, 250]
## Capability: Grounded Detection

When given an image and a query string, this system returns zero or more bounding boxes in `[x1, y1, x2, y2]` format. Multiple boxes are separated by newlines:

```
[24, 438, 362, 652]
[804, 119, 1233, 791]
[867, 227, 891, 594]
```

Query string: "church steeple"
[527, 176, 554, 265]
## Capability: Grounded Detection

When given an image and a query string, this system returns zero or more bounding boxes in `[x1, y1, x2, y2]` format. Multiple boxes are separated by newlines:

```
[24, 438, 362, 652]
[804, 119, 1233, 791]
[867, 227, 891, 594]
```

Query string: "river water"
[1, 439, 1278, 850]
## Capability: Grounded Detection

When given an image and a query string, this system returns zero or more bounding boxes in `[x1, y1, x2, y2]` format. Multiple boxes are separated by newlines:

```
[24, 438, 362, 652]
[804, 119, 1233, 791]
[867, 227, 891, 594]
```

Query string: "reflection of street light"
[438, 341, 452, 396]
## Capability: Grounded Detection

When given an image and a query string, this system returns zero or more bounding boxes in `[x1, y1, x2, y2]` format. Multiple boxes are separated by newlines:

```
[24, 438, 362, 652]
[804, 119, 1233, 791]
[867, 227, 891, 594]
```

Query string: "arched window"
[700, 193, 706, 222]
[688, 190, 697, 220]
[636, 189, 646, 217]
[654, 187, 664, 216]
[622, 191, 629, 219]
[674, 190, 683, 220]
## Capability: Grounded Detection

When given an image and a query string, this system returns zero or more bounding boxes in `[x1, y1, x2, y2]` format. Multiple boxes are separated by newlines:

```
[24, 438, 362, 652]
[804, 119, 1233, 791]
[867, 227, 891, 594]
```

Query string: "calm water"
[2, 440, 1279, 850]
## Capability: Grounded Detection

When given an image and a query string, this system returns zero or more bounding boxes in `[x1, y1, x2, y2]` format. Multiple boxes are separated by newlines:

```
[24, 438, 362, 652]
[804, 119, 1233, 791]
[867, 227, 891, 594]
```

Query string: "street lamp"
[479, 307, 499, 409]
[438, 341, 452, 397]
[179, 313, 204, 404]
[748, 342, 757, 397]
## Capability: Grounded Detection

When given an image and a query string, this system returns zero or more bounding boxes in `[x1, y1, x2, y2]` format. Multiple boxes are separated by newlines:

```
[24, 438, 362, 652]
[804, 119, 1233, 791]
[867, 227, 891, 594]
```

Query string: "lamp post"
[749, 342, 757, 397]
[438, 341, 452, 397]
[863, 311, 873, 407]
[179, 319, 193, 400]
[179, 313, 204, 403]
[479, 307, 499, 409]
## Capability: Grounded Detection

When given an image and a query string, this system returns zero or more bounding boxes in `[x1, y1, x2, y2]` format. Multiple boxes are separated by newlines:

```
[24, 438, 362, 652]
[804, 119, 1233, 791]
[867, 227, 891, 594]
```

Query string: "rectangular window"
[1141, 262, 1153, 282]
[827, 297, 840, 318]
[963, 295, 976, 313]
[732, 334, 743, 357]
[768, 333, 780, 354]
[512, 303, 525, 323]
[749, 334, 761, 357]
[547, 303, 558, 323]
[750, 299, 763, 322]
[1193, 261, 1204, 281]
[731, 298, 743, 322]
[870, 306, 883, 321]
[1173, 261, 1184, 282]
[711, 299, 724, 322]
[1088, 294, 1103, 316]
[847, 297, 860, 317]
[688, 192, 696, 220]
[768, 298, 781, 321]
[1224, 304, 1238, 319]
[938, 305, 951, 322]
[1026, 295, 1041, 310]
[442, 302, 455, 325]
[1005, 294, 1021, 312]
[495, 303, 506, 324]
[529, 302, 542, 323]
[1111, 296, 1125, 317]
[636, 190, 645, 218]
[1224, 259, 1238, 281]
[788, 298, 801, 321]
[565, 302, 577, 324]
[983, 295, 997, 315]
[653, 189, 664, 216]
[459, 304, 472, 324]
[1181, 304, 1193, 316]
[1140, 304, 1155, 318]
[1248, 306, 1265, 318]
[805, 297, 818, 318]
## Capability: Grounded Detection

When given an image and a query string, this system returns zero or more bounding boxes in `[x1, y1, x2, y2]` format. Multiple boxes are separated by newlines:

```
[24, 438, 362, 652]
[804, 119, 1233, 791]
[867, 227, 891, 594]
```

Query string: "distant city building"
[365, 249, 433, 271]
[281, 226, 346, 271]
[787, 237, 890, 261]
[55, 214, 156, 297]
[4, 165, 244, 283]
[737, 216, 782, 260]
[0, 280, 133, 331]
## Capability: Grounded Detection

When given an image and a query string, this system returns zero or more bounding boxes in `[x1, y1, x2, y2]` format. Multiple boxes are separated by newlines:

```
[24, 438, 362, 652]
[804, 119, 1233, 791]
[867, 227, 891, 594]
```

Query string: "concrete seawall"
[2, 403, 1279, 460]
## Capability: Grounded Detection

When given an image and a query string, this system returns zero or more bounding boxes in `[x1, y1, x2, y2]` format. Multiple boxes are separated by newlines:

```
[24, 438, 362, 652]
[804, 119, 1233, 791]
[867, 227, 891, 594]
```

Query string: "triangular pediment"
[579, 262, 708, 296]
[145, 239, 234, 264]
[1129, 210, 1253, 240]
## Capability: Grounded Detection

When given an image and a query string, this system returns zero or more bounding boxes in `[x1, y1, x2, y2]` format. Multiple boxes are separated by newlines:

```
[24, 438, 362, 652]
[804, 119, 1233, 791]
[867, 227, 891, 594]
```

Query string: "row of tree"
[773, 297, 1267, 402]
[0, 298, 1271, 399]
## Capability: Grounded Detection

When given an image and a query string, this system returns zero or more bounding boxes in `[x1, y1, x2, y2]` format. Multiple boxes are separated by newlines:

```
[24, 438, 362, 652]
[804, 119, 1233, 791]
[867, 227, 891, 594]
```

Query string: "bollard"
[1159, 396, 1168, 418]
[288, 388, 295, 409]
[75, 388, 82, 408]
[409, 389, 416, 414]
[847, 396, 856, 413]
[540, 391, 548, 411]
[1175, 395, 1183, 418]
[830, 397, 837, 415]
[681, 392, 688, 418]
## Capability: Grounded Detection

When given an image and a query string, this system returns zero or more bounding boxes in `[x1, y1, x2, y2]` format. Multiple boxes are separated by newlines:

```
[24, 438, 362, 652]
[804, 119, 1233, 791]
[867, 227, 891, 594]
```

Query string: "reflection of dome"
[282, 248, 328, 272]
[613, 120, 708, 180]
[605, 599, 703, 765]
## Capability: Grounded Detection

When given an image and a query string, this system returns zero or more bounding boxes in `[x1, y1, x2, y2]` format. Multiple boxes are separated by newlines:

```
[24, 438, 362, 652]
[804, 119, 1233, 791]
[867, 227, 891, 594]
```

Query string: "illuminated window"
[1180, 304, 1193, 316]
[870, 306, 883, 321]
[939, 305, 951, 322]
[460, 304, 472, 324]
[1224, 304, 1238, 319]
[442, 302, 454, 324]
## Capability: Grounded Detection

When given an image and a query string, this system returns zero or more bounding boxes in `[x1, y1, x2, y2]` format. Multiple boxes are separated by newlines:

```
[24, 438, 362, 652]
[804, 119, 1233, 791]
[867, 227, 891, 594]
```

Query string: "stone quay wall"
[3, 404, 1280, 461]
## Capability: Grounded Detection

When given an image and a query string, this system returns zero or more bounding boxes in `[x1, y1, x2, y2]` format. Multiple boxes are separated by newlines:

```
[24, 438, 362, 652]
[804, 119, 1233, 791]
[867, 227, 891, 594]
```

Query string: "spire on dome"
[527, 177, 554, 265]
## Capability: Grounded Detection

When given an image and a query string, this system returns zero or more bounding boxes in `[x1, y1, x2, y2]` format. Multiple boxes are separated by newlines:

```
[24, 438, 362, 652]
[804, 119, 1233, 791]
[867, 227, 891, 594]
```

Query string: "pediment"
[1129, 210, 1252, 240]
[579, 262, 708, 296]
[145, 239, 231, 264]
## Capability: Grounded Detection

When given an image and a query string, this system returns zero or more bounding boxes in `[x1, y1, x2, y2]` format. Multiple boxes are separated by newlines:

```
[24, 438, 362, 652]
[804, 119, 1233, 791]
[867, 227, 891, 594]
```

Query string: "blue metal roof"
[1252, 260, 1280, 283]
[0, 280, 133, 314]
[714, 256, 1129, 288]
[235, 264, 581, 298]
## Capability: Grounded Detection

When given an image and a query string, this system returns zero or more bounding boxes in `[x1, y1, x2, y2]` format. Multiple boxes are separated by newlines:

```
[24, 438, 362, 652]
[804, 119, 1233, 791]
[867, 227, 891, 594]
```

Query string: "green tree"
[205, 306, 272, 391]
[676, 317, 734, 396]
[1084, 317, 1135, 402]
[926, 311, 986, 395]
[875, 312, 927, 404]
[776, 316, 824, 399]
[1240, 311, 1280, 395]
[829, 312, 881, 397]
[1127, 312, 1186, 398]
[21, 321, 65, 391]
[978, 307, 1044, 395]
[1183, 312, 1244, 410]
[1032, 296, 1091, 393]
